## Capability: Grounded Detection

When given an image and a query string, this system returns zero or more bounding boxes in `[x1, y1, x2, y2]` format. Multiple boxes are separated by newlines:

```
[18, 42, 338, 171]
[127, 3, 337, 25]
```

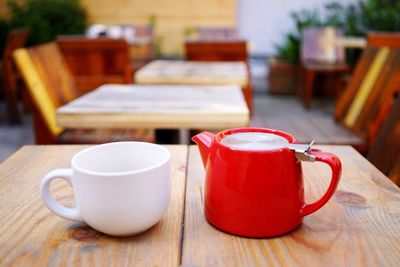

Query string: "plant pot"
[267, 58, 299, 94]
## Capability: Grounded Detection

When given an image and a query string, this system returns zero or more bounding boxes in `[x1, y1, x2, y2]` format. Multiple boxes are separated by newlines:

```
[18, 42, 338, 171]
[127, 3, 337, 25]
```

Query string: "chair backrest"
[185, 40, 248, 62]
[57, 36, 133, 92]
[301, 27, 345, 64]
[0, 28, 29, 122]
[184, 40, 252, 114]
[13, 43, 78, 144]
[367, 91, 400, 185]
[367, 33, 400, 48]
[1, 28, 29, 67]
[334, 33, 400, 142]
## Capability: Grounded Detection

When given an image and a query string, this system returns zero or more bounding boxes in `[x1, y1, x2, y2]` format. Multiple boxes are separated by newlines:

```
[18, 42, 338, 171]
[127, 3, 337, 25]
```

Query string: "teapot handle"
[300, 149, 342, 216]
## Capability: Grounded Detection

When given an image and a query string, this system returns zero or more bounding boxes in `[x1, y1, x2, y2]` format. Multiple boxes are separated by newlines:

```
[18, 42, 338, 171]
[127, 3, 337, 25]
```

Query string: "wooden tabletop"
[134, 60, 248, 87]
[56, 84, 249, 129]
[1, 145, 399, 266]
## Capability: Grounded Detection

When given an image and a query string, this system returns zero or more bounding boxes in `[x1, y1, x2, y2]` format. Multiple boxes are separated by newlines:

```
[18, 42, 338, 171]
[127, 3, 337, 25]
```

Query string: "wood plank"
[183, 145, 400, 266]
[0, 145, 187, 266]
[56, 84, 249, 129]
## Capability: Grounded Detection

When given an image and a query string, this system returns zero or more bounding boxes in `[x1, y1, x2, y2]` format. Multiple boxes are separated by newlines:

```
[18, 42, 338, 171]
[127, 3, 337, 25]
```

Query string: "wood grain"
[182, 145, 400, 266]
[0, 145, 188, 266]
[56, 84, 249, 129]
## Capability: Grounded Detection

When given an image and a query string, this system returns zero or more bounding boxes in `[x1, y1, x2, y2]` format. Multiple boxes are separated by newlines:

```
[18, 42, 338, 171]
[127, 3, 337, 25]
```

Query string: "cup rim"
[215, 127, 297, 152]
[71, 141, 171, 176]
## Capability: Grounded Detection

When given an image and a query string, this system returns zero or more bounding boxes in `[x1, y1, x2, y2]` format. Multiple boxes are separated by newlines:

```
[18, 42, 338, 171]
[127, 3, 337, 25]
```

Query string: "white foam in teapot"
[221, 132, 289, 150]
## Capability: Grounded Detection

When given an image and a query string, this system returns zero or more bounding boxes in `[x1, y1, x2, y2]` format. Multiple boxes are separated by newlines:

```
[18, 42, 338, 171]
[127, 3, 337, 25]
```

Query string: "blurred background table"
[56, 84, 249, 130]
[135, 60, 248, 87]
[134, 60, 252, 112]
[0, 145, 399, 266]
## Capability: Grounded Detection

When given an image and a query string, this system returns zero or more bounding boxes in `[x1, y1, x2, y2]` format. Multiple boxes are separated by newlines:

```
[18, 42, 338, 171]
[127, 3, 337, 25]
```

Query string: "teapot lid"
[218, 129, 316, 161]
[220, 132, 289, 151]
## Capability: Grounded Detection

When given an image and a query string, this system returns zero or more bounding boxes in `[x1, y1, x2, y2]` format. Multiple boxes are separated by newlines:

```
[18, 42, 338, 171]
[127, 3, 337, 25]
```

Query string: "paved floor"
[0, 104, 34, 163]
[0, 58, 357, 163]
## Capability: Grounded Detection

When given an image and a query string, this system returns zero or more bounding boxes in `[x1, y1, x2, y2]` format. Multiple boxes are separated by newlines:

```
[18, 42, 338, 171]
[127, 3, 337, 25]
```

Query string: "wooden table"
[135, 60, 248, 87]
[1, 145, 399, 266]
[56, 84, 249, 130]
[301, 62, 350, 109]
[135, 60, 253, 113]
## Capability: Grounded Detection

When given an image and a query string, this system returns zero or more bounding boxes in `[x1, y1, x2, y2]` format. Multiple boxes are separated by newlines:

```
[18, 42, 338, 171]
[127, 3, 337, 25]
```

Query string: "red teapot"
[192, 127, 341, 238]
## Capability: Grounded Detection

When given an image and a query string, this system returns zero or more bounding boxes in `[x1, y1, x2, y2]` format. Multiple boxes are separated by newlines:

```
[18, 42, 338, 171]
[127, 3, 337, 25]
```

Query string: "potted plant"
[267, 32, 300, 94]
[268, 0, 400, 95]
[4, 0, 87, 46]
[268, 8, 323, 94]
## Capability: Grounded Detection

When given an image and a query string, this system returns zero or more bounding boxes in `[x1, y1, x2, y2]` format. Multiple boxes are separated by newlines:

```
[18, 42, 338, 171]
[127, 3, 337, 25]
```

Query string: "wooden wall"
[0, 0, 236, 55]
[80, 0, 237, 56]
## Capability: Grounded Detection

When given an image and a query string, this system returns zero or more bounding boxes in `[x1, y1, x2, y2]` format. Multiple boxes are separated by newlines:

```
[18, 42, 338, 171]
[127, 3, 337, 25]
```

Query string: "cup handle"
[40, 169, 84, 222]
[300, 149, 342, 216]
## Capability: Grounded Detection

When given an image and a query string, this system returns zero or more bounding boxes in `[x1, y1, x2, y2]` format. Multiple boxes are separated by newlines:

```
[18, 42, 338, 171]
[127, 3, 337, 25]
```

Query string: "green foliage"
[359, 0, 400, 32]
[6, 0, 88, 46]
[274, 0, 400, 63]
[275, 33, 300, 64]
[275, 7, 331, 63]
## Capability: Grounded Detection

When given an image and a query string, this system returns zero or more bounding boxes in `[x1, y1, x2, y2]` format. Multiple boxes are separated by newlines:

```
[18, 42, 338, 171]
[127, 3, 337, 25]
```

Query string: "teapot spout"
[191, 132, 215, 168]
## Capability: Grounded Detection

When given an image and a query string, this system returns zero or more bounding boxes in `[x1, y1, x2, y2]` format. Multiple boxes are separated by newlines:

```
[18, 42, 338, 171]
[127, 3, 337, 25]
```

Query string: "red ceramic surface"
[192, 127, 341, 238]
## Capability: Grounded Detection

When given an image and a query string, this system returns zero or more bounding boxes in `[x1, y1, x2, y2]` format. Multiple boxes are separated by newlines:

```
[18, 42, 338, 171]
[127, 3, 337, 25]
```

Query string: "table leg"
[303, 69, 315, 109]
[179, 129, 190, 144]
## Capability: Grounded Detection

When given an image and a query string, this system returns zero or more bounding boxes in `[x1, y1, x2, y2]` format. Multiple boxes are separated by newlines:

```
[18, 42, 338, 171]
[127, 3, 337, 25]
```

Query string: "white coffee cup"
[40, 142, 171, 236]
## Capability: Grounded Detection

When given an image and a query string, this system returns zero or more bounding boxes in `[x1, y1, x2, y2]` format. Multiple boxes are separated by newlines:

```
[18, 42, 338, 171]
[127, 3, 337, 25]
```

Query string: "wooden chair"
[57, 36, 133, 93]
[334, 33, 400, 152]
[367, 91, 400, 185]
[13, 42, 154, 145]
[85, 24, 155, 73]
[0, 28, 29, 123]
[300, 27, 350, 109]
[184, 40, 253, 114]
